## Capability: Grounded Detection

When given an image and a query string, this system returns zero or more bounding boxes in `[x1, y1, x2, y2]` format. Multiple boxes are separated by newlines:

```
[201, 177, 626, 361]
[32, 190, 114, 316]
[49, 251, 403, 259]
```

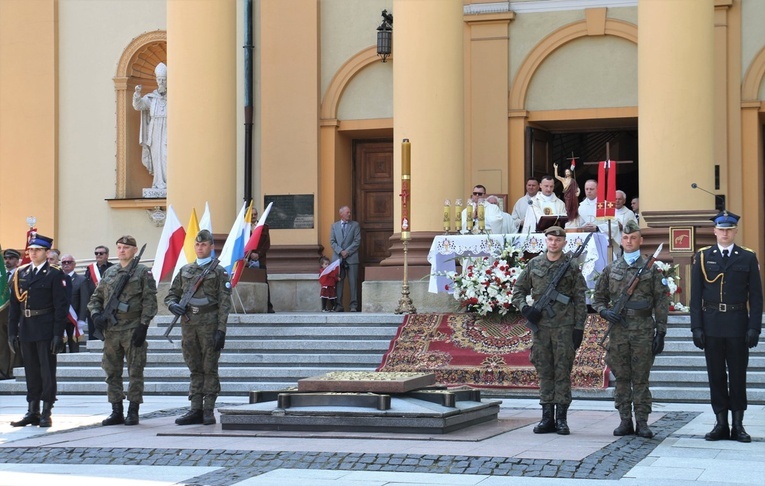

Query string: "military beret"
[196, 229, 213, 243]
[623, 220, 641, 235]
[710, 210, 739, 229]
[28, 234, 53, 249]
[544, 226, 566, 237]
[3, 248, 21, 259]
[116, 235, 137, 247]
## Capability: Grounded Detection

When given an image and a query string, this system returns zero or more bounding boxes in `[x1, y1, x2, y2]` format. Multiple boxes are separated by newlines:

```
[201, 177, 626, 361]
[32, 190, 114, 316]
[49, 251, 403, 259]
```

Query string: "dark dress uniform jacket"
[8, 263, 69, 342]
[690, 245, 763, 338]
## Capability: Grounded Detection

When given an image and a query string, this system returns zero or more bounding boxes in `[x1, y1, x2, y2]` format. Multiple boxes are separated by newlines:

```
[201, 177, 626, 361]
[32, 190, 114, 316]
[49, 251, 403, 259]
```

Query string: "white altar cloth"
[427, 232, 609, 293]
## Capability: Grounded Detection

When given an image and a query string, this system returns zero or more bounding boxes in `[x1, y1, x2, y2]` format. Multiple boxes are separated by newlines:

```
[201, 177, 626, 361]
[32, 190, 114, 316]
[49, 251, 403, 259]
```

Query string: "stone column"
[393, 0, 464, 234]
[638, 0, 715, 213]
[166, 0, 237, 227]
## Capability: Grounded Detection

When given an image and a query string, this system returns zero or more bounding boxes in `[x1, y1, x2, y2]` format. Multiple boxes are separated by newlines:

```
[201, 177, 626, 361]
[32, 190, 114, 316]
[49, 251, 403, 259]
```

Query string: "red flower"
[676, 287, 682, 294]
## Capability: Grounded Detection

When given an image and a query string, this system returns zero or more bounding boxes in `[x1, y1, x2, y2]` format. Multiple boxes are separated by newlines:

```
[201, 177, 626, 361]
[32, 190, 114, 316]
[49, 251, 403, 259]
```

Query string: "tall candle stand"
[394, 139, 416, 314]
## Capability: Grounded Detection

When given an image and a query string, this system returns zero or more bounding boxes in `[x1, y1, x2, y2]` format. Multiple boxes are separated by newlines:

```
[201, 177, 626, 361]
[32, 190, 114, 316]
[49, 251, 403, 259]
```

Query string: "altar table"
[428, 232, 609, 294]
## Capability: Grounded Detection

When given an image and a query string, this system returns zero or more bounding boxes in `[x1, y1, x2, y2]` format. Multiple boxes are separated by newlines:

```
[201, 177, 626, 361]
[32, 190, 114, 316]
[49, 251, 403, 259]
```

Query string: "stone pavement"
[0, 395, 763, 485]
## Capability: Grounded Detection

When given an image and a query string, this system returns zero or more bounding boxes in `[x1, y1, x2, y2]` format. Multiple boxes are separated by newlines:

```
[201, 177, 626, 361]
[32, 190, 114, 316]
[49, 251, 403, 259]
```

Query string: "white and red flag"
[231, 202, 273, 288]
[151, 205, 186, 283]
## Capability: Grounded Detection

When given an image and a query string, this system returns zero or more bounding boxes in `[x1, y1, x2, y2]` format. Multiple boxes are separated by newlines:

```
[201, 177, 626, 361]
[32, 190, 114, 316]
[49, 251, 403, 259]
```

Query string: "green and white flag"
[0, 245, 8, 312]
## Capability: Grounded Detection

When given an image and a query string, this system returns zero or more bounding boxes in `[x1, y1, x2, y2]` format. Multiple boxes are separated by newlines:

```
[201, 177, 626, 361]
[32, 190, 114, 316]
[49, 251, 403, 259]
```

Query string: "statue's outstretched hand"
[135, 84, 142, 94]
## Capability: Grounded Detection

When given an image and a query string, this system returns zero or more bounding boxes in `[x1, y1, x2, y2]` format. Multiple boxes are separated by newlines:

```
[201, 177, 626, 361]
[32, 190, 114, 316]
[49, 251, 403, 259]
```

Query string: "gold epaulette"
[741, 246, 756, 254]
[50, 264, 62, 271]
[697, 246, 711, 254]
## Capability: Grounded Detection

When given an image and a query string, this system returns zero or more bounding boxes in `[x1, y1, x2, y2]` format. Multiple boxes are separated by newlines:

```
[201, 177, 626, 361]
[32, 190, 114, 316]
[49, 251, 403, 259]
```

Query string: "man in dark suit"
[61, 253, 86, 353]
[329, 206, 361, 312]
[691, 211, 763, 443]
[82, 245, 113, 340]
[1, 248, 22, 379]
[8, 234, 68, 427]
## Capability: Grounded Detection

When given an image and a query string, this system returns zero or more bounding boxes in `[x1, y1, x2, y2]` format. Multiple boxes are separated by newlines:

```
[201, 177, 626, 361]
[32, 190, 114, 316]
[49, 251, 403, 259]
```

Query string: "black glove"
[572, 328, 584, 349]
[652, 331, 666, 356]
[521, 305, 542, 325]
[746, 329, 759, 349]
[50, 335, 65, 354]
[599, 309, 623, 325]
[93, 313, 108, 332]
[8, 335, 19, 355]
[132, 324, 148, 347]
[692, 328, 705, 350]
[168, 303, 186, 316]
[213, 330, 226, 351]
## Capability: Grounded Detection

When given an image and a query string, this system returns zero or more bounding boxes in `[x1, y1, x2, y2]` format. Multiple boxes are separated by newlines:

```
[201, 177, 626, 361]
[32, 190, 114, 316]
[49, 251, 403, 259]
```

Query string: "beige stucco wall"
[336, 61, 393, 120]
[526, 36, 637, 111]
[742, 0, 765, 81]
[58, 0, 166, 260]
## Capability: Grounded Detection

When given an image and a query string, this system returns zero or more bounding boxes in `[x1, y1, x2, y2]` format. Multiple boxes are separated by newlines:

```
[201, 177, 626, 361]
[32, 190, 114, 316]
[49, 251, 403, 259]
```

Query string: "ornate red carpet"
[377, 313, 609, 389]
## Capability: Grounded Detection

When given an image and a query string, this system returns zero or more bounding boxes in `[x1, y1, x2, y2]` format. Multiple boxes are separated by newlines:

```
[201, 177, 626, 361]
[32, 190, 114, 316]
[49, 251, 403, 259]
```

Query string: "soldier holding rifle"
[165, 230, 231, 426]
[592, 221, 668, 438]
[512, 226, 588, 435]
[88, 236, 157, 426]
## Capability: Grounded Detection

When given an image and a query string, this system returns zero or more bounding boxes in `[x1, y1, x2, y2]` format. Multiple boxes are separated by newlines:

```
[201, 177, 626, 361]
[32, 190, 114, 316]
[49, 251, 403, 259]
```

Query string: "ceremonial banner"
[596, 160, 617, 219]
[378, 313, 609, 389]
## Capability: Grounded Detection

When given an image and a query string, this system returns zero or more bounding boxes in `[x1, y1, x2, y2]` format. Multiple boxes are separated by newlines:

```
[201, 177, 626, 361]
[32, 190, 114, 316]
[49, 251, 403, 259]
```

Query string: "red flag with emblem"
[596, 160, 616, 219]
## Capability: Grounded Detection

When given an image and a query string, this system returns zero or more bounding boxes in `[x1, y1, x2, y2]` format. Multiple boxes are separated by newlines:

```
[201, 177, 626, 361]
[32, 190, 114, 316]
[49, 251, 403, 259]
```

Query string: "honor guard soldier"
[88, 236, 157, 426]
[166, 230, 231, 425]
[592, 221, 668, 438]
[8, 234, 68, 427]
[511, 226, 588, 435]
[690, 211, 762, 442]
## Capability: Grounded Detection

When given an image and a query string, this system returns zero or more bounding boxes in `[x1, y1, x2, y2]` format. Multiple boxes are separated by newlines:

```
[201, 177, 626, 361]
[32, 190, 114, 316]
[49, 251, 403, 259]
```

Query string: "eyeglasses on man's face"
[61, 260, 75, 264]
[94, 252, 106, 256]
[472, 192, 485, 196]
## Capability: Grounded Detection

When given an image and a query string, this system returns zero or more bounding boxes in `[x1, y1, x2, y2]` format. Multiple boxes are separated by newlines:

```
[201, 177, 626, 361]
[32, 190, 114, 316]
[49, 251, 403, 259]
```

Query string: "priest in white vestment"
[485, 195, 519, 234]
[522, 176, 567, 233]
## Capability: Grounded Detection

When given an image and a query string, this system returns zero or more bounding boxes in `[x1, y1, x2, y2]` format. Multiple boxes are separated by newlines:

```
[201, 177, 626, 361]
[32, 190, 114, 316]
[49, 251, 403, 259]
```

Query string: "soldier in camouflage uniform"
[512, 226, 588, 435]
[88, 235, 157, 426]
[165, 230, 231, 425]
[592, 221, 668, 438]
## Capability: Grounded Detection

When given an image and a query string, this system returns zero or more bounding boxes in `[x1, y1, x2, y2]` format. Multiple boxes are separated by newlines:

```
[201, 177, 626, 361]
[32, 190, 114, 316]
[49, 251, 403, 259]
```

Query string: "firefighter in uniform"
[690, 211, 762, 442]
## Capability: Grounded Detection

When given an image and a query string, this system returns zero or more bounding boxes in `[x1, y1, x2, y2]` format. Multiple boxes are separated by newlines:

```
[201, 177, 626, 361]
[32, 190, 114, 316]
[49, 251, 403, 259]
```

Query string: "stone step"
[84, 339, 394, 353]
[55, 353, 383, 366]
[648, 369, 765, 385]
[653, 355, 765, 369]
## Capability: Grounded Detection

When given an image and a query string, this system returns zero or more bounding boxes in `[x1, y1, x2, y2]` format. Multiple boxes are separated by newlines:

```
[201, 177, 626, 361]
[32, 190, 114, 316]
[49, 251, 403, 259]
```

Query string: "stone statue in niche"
[133, 62, 168, 195]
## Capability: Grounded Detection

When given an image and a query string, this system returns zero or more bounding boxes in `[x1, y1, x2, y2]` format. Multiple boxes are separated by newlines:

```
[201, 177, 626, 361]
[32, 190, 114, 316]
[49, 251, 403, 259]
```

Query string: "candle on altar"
[466, 206, 473, 232]
[400, 139, 411, 240]
[477, 203, 485, 232]
[454, 199, 462, 233]
[443, 199, 451, 232]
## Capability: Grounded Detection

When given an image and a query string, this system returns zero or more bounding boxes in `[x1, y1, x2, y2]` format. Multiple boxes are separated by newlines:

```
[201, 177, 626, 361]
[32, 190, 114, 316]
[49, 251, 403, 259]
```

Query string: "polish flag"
[67, 305, 81, 338]
[151, 205, 186, 283]
[231, 202, 273, 288]
[172, 208, 200, 280]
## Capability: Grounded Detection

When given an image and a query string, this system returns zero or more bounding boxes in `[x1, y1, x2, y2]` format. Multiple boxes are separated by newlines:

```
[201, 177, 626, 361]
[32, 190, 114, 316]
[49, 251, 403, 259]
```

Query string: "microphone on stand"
[691, 183, 725, 211]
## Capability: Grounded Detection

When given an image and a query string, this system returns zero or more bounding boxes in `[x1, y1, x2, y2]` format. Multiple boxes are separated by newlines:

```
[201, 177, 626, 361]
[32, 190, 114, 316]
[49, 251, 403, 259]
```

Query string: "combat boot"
[555, 403, 570, 435]
[635, 419, 654, 438]
[175, 409, 204, 425]
[11, 401, 40, 427]
[203, 410, 216, 425]
[730, 411, 751, 443]
[613, 416, 634, 436]
[39, 402, 54, 428]
[705, 410, 730, 441]
[102, 402, 125, 426]
[124, 402, 140, 426]
[533, 404, 556, 434]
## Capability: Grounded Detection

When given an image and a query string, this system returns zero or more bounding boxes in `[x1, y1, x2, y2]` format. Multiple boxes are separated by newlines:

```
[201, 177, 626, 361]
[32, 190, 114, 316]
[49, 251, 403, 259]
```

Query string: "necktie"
[342, 221, 347, 237]
[722, 249, 730, 260]
[32, 267, 38, 277]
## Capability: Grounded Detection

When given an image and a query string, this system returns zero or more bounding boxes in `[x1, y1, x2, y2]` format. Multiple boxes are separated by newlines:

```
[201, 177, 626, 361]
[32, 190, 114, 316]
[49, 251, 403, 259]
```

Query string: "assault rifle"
[524, 231, 594, 333]
[164, 259, 219, 343]
[599, 243, 663, 346]
[93, 243, 147, 341]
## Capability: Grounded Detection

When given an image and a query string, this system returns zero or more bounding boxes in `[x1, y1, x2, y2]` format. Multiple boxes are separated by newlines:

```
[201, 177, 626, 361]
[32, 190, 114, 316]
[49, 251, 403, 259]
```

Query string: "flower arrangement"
[442, 237, 527, 316]
[654, 261, 688, 312]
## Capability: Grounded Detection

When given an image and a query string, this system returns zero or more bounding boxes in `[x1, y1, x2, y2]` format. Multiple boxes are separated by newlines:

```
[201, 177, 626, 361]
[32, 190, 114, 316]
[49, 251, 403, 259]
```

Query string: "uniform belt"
[623, 308, 653, 318]
[702, 301, 747, 312]
[23, 307, 53, 318]
[117, 310, 142, 320]
[188, 303, 219, 315]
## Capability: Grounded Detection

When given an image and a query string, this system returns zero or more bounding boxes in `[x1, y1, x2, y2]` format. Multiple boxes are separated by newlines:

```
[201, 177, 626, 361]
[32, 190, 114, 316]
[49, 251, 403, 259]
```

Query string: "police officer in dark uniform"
[166, 230, 231, 425]
[690, 211, 762, 442]
[7, 234, 68, 427]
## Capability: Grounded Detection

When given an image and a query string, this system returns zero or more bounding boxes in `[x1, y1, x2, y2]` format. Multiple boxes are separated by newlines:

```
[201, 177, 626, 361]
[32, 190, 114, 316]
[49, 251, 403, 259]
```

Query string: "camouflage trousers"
[530, 325, 576, 405]
[606, 326, 655, 420]
[181, 321, 221, 410]
[102, 327, 147, 404]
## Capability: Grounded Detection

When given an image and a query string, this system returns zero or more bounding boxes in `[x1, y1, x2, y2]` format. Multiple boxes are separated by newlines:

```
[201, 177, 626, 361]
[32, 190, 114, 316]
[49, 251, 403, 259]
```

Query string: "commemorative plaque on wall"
[263, 194, 314, 229]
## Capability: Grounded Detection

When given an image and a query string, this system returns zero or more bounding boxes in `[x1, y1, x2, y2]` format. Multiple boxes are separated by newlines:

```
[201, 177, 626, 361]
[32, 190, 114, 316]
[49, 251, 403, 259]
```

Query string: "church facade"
[1, 0, 764, 309]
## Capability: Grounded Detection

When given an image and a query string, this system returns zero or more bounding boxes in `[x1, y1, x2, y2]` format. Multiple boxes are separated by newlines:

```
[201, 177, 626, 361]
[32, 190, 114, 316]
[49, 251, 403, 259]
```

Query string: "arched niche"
[113, 31, 167, 201]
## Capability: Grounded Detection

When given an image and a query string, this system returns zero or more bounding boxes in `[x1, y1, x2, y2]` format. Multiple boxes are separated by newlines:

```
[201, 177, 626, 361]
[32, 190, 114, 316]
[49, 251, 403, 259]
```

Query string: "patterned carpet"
[377, 313, 609, 389]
